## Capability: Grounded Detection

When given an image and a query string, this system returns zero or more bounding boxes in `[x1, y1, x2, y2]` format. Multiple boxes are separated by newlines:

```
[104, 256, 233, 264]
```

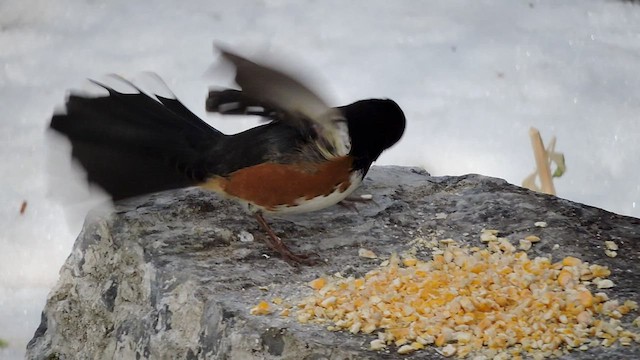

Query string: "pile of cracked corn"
[251, 232, 640, 359]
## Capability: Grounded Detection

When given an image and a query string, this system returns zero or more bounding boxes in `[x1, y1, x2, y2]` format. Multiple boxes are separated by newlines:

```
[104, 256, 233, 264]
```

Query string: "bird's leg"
[338, 200, 360, 213]
[253, 213, 318, 265]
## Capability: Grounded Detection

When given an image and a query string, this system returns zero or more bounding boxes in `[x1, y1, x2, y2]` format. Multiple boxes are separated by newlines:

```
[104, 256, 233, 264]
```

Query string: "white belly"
[269, 171, 363, 214]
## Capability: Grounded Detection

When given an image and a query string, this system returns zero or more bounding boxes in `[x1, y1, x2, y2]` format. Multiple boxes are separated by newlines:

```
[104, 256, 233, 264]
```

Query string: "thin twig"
[529, 127, 556, 195]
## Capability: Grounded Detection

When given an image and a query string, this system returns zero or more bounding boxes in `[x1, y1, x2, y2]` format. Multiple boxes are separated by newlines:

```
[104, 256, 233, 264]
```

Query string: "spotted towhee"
[50, 47, 406, 265]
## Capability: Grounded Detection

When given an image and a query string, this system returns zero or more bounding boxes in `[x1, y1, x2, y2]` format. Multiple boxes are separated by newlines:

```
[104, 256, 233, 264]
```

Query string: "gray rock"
[27, 166, 640, 359]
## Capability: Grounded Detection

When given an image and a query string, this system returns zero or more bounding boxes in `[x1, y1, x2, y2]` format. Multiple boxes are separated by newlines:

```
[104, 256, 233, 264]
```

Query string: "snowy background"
[1, 0, 639, 357]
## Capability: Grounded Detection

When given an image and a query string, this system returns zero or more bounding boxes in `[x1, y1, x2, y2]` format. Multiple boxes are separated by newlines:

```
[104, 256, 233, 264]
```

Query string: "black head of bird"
[340, 98, 406, 173]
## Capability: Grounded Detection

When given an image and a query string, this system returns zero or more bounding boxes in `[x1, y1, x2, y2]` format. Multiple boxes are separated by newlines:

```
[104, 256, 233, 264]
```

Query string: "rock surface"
[27, 166, 640, 359]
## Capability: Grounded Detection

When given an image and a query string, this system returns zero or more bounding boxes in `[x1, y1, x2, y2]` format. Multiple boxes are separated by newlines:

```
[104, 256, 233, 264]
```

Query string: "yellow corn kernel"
[525, 235, 541, 243]
[590, 265, 611, 278]
[604, 241, 618, 251]
[296, 312, 311, 323]
[320, 296, 337, 308]
[370, 339, 386, 351]
[494, 296, 509, 307]
[250, 300, 271, 315]
[416, 334, 435, 345]
[362, 322, 377, 334]
[397, 344, 415, 354]
[601, 338, 615, 347]
[389, 327, 409, 340]
[579, 290, 594, 307]
[395, 338, 409, 347]
[557, 270, 573, 287]
[441, 344, 457, 357]
[624, 300, 639, 311]
[358, 248, 377, 259]
[577, 311, 592, 325]
[596, 279, 615, 289]
[562, 256, 582, 267]
[473, 299, 493, 312]
[308, 278, 327, 290]
[403, 258, 418, 267]
[349, 322, 361, 334]
[271, 297, 283, 305]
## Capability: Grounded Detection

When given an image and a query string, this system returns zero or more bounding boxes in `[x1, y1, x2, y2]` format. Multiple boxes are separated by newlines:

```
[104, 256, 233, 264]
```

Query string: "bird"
[49, 47, 406, 265]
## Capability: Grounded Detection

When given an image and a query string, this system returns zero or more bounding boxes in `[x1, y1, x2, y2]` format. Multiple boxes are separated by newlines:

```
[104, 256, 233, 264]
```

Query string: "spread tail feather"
[50, 76, 223, 200]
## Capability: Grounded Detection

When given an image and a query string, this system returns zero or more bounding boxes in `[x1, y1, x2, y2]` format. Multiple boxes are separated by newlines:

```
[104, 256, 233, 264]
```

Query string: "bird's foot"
[338, 194, 378, 213]
[254, 213, 319, 266]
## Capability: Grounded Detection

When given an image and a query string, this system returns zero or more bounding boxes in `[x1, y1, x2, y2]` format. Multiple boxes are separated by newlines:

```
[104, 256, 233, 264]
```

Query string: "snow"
[1, 0, 639, 357]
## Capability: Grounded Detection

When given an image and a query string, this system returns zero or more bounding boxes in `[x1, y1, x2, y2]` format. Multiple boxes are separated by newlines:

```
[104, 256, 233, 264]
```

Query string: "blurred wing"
[213, 46, 350, 159]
